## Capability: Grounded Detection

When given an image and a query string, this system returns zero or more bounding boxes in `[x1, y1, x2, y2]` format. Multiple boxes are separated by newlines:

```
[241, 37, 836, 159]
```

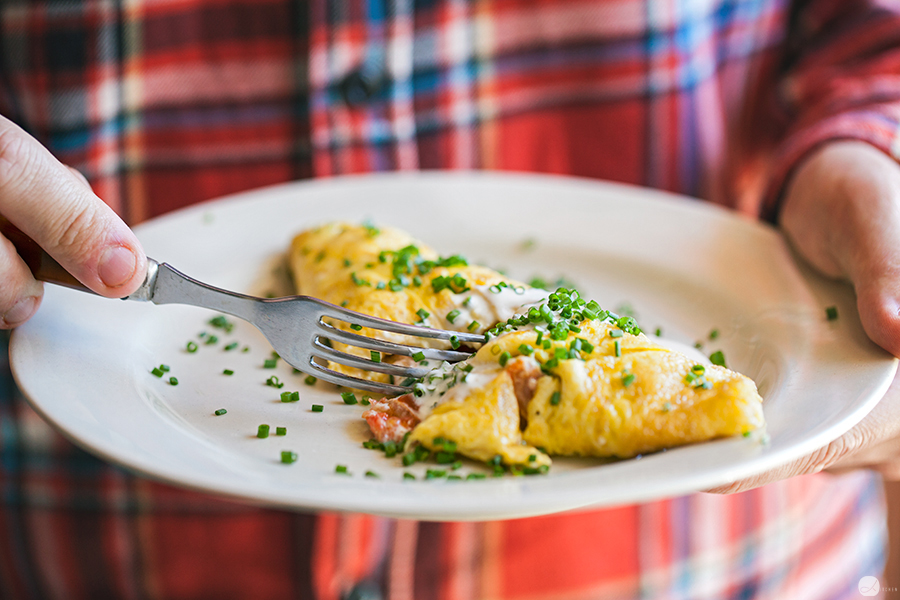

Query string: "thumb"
[0, 115, 146, 297]
[780, 141, 900, 357]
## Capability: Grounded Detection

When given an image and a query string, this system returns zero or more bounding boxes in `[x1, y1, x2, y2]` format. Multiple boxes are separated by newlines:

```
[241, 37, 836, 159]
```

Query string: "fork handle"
[2, 217, 159, 302]
[0, 217, 89, 291]
[1, 216, 262, 320]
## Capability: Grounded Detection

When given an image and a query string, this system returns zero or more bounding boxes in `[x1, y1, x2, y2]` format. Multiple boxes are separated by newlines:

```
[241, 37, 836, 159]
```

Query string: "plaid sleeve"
[762, 0, 900, 218]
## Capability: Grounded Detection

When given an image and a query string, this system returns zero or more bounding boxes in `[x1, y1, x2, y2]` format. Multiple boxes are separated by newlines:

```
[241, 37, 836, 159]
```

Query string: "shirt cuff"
[762, 106, 900, 222]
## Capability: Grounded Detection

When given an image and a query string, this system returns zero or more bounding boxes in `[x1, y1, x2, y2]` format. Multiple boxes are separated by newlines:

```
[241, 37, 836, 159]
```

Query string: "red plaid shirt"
[1, 0, 897, 598]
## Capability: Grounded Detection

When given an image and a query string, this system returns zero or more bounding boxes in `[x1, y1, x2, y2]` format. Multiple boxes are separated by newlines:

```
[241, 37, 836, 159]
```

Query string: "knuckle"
[43, 202, 100, 256]
[0, 125, 40, 194]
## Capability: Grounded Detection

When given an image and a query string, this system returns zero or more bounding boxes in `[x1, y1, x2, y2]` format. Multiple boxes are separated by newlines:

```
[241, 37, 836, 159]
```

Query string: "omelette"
[289, 222, 766, 470]
[290, 222, 547, 384]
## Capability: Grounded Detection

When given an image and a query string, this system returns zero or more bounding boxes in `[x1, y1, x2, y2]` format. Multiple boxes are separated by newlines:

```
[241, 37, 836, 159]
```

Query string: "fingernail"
[98, 246, 137, 288]
[3, 296, 38, 327]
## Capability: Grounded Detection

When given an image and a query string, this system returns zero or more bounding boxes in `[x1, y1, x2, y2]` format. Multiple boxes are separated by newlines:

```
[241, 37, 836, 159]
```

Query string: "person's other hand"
[0, 115, 146, 328]
[710, 140, 900, 493]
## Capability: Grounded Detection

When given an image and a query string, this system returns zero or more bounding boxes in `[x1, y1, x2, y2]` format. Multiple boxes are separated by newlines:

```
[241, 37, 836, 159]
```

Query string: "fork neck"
[141, 261, 261, 323]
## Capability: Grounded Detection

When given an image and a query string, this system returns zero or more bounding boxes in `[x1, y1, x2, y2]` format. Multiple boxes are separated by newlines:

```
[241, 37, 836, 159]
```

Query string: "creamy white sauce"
[431, 284, 550, 334]
[413, 362, 502, 420]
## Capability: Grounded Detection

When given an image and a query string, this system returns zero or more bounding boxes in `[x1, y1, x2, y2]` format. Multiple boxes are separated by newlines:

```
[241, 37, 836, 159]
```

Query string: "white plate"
[10, 172, 897, 521]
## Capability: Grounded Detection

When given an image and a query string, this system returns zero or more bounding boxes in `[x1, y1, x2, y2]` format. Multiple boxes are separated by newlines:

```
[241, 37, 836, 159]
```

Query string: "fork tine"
[306, 361, 410, 396]
[316, 300, 486, 345]
[313, 340, 432, 379]
[316, 321, 472, 362]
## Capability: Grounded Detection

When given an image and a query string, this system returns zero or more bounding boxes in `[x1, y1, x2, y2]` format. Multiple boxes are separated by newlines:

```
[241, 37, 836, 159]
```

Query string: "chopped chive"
[343, 258, 352, 267]
[662, 401, 672, 413]
[412, 351, 426, 362]
[622, 372, 635, 387]
[709, 329, 719, 340]
[276, 426, 287, 436]
[466, 473, 487, 480]
[257, 424, 270, 438]
[654, 328, 662, 337]
[450, 335, 460, 349]
[825, 306, 838, 321]
[742, 430, 752, 438]
[214, 408, 227, 416]
[223, 369, 234, 376]
[446, 310, 461, 323]
[204, 335, 218, 345]
[499, 351, 512, 367]
[383, 440, 398, 458]
[691, 364, 706, 375]
[159, 364, 170, 372]
[151, 367, 164, 378]
[403, 472, 416, 480]
[614, 339, 621, 357]
[518, 344, 534, 355]
[435, 451, 456, 464]
[186, 341, 198, 353]
[709, 350, 727, 367]
[242, 346, 250, 353]
[208, 315, 235, 332]
[335, 464, 349, 474]
[467, 321, 480, 332]
[416, 308, 430, 322]
[266, 376, 284, 388]
[609, 330, 624, 338]
[304, 375, 317, 386]
[281, 451, 297, 464]
[370, 351, 381, 363]
[280, 391, 299, 402]
[350, 324, 363, 331]
[263, 358, 278, 369]
[311, 404, 324, 412]
[365, 470, 379, 478]
[550, 391, 561, 405]
[224, 342, 238, 351]
[167, 377, 177, 386]
[341, 391, 358, 405]
[524, 465, 550, 475]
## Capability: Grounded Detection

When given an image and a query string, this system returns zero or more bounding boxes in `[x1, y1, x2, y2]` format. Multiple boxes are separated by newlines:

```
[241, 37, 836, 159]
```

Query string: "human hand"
[709, 140, 900, 493]
[0, 115, 146, 328]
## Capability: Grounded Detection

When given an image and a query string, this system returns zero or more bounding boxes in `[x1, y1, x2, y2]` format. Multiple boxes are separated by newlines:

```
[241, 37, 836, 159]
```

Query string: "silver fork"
[2, 216, 485, 396]
[129, 260, 484, 395]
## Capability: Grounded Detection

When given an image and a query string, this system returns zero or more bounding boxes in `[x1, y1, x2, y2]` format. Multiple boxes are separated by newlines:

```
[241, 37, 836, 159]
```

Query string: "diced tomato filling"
[362, 394, 420, 443]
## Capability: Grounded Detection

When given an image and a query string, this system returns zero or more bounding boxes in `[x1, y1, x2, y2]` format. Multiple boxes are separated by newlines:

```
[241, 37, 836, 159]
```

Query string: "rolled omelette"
[290, 222, 766, 469]
[289, 222, 547, 385]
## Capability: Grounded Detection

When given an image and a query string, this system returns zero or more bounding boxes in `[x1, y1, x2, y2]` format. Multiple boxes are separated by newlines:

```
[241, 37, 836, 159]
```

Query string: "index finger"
[0, 115, 146, 297]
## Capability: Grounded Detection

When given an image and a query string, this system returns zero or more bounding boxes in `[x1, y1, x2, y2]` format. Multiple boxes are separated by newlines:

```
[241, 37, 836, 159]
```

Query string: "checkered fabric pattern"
[0, 0, 897, 598]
